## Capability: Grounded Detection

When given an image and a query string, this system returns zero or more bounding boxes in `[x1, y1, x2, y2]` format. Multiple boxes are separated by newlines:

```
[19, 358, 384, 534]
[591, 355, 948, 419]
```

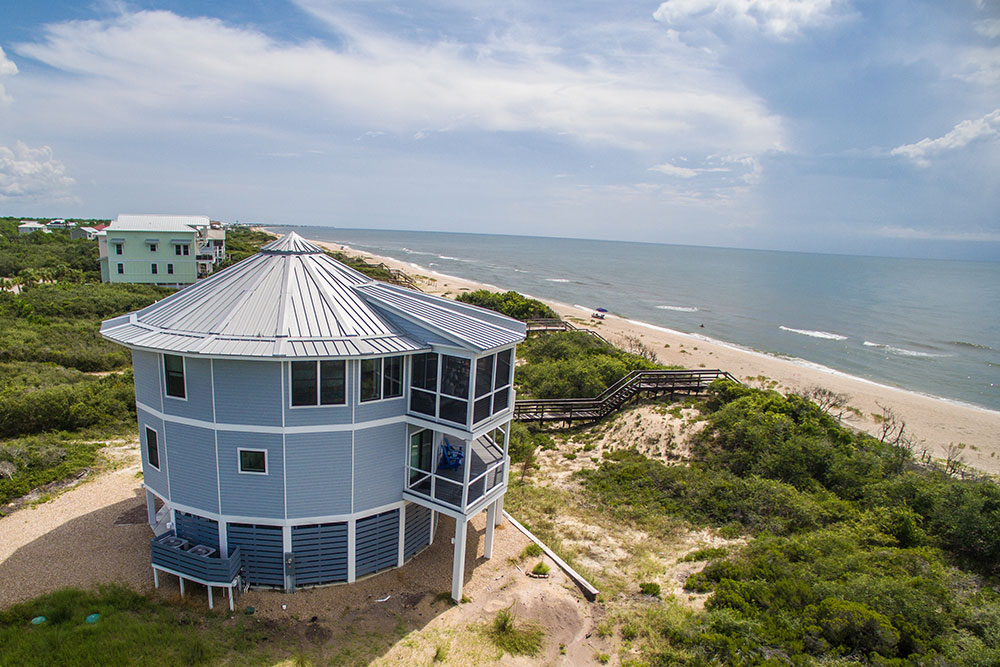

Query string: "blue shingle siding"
[355, 510, 400, 577]
[165, 422, 219, 513]
[403, 503, 432, 559]
[213, 360, 282, 426]
[174, 511, 220, 550]
[353, 396, 406, 424]
[162, 356, 213, 422]
[352, 423, 406, 511]
[284, 431, 352, 517]
[132, 350, 161, 408]
[217, 431, 284, 518]
[227, 523, 284, 587]
[292, 523, 348, 585]
[137, 409, 168, 496]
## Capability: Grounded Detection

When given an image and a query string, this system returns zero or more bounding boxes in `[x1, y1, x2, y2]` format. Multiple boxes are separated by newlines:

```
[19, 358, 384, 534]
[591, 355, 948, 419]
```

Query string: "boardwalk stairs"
[517, 318, 739, 425]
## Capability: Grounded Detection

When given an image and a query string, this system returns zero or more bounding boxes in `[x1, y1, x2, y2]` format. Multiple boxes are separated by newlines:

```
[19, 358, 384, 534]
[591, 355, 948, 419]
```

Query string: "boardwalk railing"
[525, 318, 611, 345]
[514, 369, 739, 425]
[373, 263, 422, 291]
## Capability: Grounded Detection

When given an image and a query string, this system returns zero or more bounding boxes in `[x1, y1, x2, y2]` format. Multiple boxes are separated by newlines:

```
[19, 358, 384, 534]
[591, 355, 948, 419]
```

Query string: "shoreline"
[286, 231, 1000, 475]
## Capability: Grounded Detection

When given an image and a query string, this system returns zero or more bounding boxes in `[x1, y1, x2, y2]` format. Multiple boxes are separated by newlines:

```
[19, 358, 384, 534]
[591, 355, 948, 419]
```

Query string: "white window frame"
[167, 263, 174, 275]
[288, 359, 348, 408]
[359, 356, 405, 404]
[114, 242, 124, 255]
[145, 425, 160, 471]
[116, 263, 124, 274]
[163, 354, 188, 401]
[237, 448, 268, 475]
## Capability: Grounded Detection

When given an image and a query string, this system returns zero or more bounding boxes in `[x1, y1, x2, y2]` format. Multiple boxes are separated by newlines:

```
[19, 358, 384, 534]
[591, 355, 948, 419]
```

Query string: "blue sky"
[0, 1, 997, 259]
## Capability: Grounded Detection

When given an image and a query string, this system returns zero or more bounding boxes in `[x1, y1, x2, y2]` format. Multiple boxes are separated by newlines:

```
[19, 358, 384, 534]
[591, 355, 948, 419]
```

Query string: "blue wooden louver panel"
[227, 523, 284, 586]
[291, 522, 348, 585]
[174, 511, 220, 550]
[404, 504, 432, 560]
[355, 509, 400, 577]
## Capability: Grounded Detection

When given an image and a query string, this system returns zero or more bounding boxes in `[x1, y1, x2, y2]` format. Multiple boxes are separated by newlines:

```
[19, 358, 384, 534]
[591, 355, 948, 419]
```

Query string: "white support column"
[347, 519, 357, 583]
[218, 521, 229, 558]
[208, 586, 214, 610]
[484, 500, 497, 560]
[146, 489, 157, 528]
[461, 438, 472, 511]
[429, 511, 436, 545]
[398, 504, 407, 567]
[494, 496, 504, 527]
[452, 517, 467, 603]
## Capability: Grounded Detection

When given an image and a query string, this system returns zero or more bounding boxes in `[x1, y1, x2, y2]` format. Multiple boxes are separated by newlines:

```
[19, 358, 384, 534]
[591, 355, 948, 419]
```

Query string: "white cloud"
[0, 141, 75, 200]
[890, 108, 1000, 167]
[649, 162, 700, 178]
[12, 9, 784, 155]
[649, 154, 760, 184]
[975, 19, 1000, 39]
[653, 0, 850, 38]
[0, 45, 18, 105]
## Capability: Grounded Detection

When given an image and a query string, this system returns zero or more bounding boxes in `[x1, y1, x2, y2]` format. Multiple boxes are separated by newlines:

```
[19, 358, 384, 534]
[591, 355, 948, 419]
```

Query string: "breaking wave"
[863, 341, 946, 358]
[657, 305, 698, 313]
[779, 326, 848, 341]
[546, 278, 571, 283]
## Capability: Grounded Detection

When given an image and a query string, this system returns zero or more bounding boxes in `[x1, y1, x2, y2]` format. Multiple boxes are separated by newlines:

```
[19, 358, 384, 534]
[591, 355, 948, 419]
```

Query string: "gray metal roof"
[100, 232, 525, 359]
[110, 214, 208, 232]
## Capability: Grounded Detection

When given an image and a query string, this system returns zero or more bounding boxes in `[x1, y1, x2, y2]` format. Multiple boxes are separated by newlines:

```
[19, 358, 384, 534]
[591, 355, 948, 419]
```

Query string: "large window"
[408, 353, 472, 425]
[473, 349, 514, 424]
[409, 430, 433, 483]
[175, 244, 190, 256]
[239, 449, 267, 474]
[291, 360, 346, 406]
[360, 356, 403, 402]
[145, 427, 159, 469]
[164, 354, 185, 399]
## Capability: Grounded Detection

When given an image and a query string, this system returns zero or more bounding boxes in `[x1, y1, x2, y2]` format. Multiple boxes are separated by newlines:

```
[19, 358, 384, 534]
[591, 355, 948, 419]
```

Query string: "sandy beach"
[313, 237, 1000, 476]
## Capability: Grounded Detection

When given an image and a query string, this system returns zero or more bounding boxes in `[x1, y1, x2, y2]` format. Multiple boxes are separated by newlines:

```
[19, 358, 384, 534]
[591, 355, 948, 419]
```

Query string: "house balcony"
[404, 434, 507, 517]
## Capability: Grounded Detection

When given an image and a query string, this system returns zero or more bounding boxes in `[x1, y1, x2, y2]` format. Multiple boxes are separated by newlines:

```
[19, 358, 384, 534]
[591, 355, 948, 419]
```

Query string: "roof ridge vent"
[261, 232, 325, 255]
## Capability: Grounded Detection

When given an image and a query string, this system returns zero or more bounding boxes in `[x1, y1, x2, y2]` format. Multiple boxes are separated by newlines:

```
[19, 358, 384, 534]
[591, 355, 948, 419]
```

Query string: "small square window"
[117, 263, 124, 274]
[239, 449, 267, 474]
[149, 243, 158, 252]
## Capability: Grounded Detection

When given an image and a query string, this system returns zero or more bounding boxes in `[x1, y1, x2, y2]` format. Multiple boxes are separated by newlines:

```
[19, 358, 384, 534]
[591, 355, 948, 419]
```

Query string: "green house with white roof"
[99, 214, 209, 285]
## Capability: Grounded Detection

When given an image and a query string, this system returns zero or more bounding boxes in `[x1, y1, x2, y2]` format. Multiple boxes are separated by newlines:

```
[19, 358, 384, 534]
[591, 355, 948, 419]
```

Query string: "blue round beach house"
[101, 233, 525, 608]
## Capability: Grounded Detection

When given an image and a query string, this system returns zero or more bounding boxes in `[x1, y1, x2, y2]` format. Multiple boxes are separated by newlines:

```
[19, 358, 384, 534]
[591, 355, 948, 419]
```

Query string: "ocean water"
[272, 226, 1000, 412]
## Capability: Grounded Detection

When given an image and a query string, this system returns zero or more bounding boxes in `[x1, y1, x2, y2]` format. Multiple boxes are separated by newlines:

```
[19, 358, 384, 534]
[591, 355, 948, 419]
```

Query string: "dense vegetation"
[0, 217, 103, 282]
[456, 289, 558, 320]
[578, 380, 1000, 664]
[214, 226, 275, 268]
[515, 331, 663, 398]
[0, 223, 173, 508]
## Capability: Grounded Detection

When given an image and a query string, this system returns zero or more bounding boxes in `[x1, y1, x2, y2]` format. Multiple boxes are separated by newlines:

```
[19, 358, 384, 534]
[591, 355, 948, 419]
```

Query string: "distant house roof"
[79, 226, 98, 233]
[100, 232, 525, 359]
[109, 215, 209, 233]
[18, 221, 45, 229]
[92, 223, 109, 231]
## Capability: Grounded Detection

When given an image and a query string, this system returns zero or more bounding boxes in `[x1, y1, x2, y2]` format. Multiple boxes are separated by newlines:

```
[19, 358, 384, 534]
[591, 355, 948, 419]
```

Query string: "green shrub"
[521, 543, 543, 559]
[639, 582, 661, 597]
[488, 607, 544, 656]
[532, 562, 550, 576]
[455, 290, 557, 320]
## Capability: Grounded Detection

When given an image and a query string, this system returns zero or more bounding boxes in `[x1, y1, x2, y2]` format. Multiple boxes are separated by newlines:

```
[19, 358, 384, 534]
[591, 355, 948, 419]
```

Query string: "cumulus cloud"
[0, 45, 18, 105]
[12, 9, 784, 155]
[890, 108, 1000, 166]
[975, 19, 1000, 39]
[0, 141, 75, 200]
[653, 0, 850, 38]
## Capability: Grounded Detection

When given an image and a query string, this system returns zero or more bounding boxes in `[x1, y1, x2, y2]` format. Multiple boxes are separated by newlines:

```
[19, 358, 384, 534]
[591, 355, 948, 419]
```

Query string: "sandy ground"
[315, 238, 1000, 476]
[0, 441, 608, 664]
